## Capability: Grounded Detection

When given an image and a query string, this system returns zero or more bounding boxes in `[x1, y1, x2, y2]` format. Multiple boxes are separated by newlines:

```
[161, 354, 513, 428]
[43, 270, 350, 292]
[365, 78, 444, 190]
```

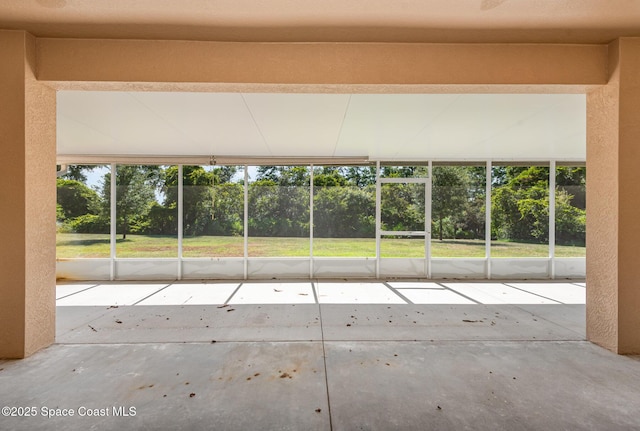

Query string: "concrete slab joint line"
[315, 282, 334, 431]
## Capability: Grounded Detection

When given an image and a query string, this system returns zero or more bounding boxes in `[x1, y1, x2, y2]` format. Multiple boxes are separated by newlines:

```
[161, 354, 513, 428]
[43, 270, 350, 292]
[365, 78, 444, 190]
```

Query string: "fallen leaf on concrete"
[227, 308, 236, 312]
[217, 305, 229, 309]
[88, 325, 97, 332]
[274, 289, 283, 292]
[315, 408, 322, 413]
[189, 393, 196, 398]
[462, 319, 480, 323]
[115, 319, 123, 324]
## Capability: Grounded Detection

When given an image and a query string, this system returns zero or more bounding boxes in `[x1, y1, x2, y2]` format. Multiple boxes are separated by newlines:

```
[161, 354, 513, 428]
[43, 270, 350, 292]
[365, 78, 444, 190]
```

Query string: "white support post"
[375, 161, 381, 279]
[244, 165, 249, 280]
[549, 160, 556, 279]
[309, 165, 314, 279]
[485, 161, 492, 279]
[426, 161, 432, 278]
[177, 164, 183, 280]
[110, 163, 117, 281]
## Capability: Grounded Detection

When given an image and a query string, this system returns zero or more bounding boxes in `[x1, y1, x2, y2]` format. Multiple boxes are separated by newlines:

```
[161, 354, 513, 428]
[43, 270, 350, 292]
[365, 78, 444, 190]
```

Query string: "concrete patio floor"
[1, 280, 640, 430]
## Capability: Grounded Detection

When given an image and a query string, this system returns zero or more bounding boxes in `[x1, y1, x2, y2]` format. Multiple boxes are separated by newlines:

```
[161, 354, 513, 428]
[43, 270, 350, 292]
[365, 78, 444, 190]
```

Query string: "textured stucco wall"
[0, 30, 28, 358]
[36, 39, 607, 87]
[616, 38, 640, 354]
[0, 30, 55, 359]
[587, 38, 640, 354]
[586, 44, 619, 351]
[24, 32, 56, 357]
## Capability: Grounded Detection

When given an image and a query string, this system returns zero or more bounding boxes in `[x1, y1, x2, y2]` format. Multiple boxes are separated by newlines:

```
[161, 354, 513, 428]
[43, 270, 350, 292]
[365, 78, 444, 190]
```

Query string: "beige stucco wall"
[0, 30, 56, 359]
[0, 30, 28, 358]
[586, 41, 620, 352]
[587, 38, 640, 354]
[616, 38, 640, 354]
[2, 29, 640, 356]
[36, 39, 607, 88]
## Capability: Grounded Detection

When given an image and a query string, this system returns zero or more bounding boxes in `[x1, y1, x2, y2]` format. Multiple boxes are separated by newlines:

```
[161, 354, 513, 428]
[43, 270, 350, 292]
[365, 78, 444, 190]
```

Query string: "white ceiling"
[57, 92, 586, 162]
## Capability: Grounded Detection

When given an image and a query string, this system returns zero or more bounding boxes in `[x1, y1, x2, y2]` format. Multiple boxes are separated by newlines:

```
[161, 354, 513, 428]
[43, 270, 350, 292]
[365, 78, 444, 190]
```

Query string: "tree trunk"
[439, 217, 443, 241]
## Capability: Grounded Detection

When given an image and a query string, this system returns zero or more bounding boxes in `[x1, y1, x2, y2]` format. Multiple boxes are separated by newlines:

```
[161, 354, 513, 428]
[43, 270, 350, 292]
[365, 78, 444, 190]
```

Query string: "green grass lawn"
[56, 233, 111, 258]
[56, 233, 585, 258]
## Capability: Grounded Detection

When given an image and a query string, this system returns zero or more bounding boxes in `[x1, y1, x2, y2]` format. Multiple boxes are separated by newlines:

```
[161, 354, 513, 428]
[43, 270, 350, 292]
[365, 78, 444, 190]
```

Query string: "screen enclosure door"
[377, 175, 431, 277]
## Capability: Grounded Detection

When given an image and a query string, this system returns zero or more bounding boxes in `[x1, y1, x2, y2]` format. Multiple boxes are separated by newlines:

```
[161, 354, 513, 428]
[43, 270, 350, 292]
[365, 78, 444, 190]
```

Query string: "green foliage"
[248, 179, 310, 237]
[146, 202, 177, 235]
[55, 163, 585, 249]
[57, 178, 109, 234]
[345, 167, 376, 186]
[56, 178, 101, 220]
[59, 165, 96, 183]
[381, 183, 425, 231]
[314, 185, 375, 237]
[489, 166, 587, 246]
[427, 166, 487, 242]
[210, 183, 243, 236]
[101, 165, 161, 239]
[556, 166, 586, 209]
[491, 166, 550, 243]
[432, 166, 471, 240]
[56, 203, 66, 222]
[313, 167, 348, 187]
[66, 214, 110, 234]
[164, 165, 213, 236]
[555, 188, 586, 246]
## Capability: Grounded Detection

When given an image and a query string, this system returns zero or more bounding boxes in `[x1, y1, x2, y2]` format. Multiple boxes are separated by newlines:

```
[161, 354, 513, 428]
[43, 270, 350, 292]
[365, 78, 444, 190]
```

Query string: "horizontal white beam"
[56, 155, 370, 166]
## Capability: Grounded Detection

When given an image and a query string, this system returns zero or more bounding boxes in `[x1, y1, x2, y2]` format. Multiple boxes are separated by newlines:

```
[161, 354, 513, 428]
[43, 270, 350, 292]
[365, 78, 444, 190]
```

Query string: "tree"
[345, 166, 376, 187]
[555, 189, 586, 245]
[431, 166, 469, 241]
[164, 166, 212, 236]
[381, 183, 425, 232]
[56, 178, 109, 234]
[313, 166, 347, 187]
[556, 166, 586, 209]
[555, 166, 586, 246]
[249, 166, 310, 237]
[56, 178, 101, 221]
[314, 185, 375, 238]
[59, 165, 97, 183]
[491, 166, 550, 243]
[210, 182, 244, 236]
[102, 165, 161, 239]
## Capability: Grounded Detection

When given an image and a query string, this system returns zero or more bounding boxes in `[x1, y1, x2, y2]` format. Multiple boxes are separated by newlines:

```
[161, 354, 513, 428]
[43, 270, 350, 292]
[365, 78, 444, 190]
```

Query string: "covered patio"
[3, 280, 640, 429]
[2, 1, 640, 430]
